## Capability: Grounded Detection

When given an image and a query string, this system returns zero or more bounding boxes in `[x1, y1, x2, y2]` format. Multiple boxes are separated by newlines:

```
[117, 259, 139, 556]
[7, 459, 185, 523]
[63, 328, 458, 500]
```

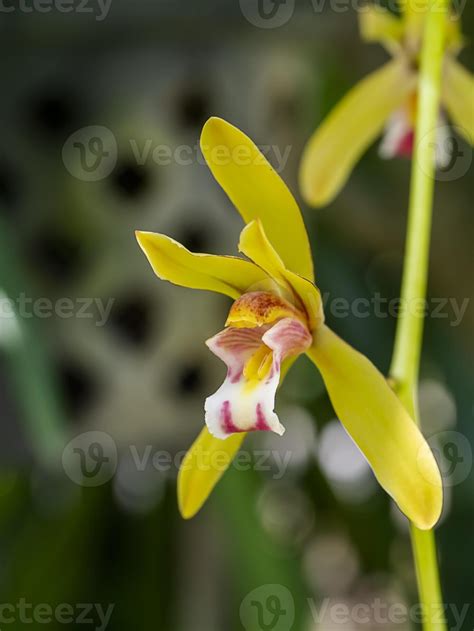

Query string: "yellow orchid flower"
[136, 116, 442, 529]
[300, 0, 474, 206]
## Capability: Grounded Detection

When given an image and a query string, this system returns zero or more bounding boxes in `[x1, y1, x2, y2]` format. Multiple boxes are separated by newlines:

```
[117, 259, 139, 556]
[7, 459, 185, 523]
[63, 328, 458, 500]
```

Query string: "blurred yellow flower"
[299, 0, 474, 206]
[136, 116, 442, 529]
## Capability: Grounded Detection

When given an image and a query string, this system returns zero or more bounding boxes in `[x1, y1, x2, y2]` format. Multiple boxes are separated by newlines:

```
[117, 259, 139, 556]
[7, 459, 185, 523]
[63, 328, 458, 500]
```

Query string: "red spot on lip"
[397, 130, 414, 158]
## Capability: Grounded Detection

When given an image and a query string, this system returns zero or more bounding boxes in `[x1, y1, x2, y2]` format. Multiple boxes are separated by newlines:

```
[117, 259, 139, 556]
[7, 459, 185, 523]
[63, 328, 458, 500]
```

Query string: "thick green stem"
[389, 2, 449, 629]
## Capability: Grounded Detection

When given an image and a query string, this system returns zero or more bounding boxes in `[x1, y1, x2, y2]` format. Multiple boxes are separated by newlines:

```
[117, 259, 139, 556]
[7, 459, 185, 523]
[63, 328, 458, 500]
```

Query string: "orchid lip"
[205, 315, 312, 440]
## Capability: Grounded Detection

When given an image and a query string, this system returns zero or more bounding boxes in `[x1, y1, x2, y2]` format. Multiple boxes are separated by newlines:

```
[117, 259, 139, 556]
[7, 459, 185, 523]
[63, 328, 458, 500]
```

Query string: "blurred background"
[0, 1, 472, 629]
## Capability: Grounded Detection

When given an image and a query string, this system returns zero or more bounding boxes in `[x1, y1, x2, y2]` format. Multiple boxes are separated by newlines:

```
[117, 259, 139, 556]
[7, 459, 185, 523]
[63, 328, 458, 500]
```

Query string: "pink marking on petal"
[206, 326, 264, 368]
[255, 403, 270, 431]
[262, 317, 312, 362]
[230, 368, 244, 384]
[220, 400, 243, 434]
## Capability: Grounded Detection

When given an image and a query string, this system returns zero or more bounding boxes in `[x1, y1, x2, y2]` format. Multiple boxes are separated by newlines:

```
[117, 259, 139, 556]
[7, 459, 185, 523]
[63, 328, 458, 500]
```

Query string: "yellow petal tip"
[410, 446, 443, 530]
[412, 504, 442, 531]
[135, 230, 151, 249]
[177, 473, 194, 520]
[202, 115, 225, 129]
[177, 462, 207, 520]
[179, 508, 197, 520]
[177, 487, 199, 520]
[299, 171, 334, 208]
[200, 116, 229, 146]
[176, 428, 246, 521]
[410, 487, 443, 530]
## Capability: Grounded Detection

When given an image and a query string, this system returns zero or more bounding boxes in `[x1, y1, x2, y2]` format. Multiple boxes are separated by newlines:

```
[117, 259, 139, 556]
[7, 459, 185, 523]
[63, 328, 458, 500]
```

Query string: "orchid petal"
[178, 427, 245, 519]
[401, 0, 428, 18]
[359, 5, 404, 50]
[442, 57, 474, 145]
[445, 13, 465, 53]
[401, 0, 429, 44]
[200, 117, 314, 281]
[239, 220, 324, 331]
[136, 231, 268, 299]
[307, 325, 442, 530]
[299, 59, 417, 207]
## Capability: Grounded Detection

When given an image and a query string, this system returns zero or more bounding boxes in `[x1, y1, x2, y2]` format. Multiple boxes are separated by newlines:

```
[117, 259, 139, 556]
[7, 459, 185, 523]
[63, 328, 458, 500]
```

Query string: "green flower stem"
[390, 1, 449, 629]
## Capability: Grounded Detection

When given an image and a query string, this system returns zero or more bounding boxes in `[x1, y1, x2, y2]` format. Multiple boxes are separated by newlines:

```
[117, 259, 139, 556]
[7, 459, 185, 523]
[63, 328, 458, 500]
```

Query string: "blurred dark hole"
[27, 88, 77, 136]
[109, 294, 153, 347]
[174, 363, 204, 396]
[58, 357, 98, 419]
[178, 224, 210, 253]
[26, 230, 84, 284]
[0, 161, 20, 210]
[111, 161, 151, 199]
[271, 93, 299, 126]
[0, 359, 31, 462]
[177, 86, 211, 129]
